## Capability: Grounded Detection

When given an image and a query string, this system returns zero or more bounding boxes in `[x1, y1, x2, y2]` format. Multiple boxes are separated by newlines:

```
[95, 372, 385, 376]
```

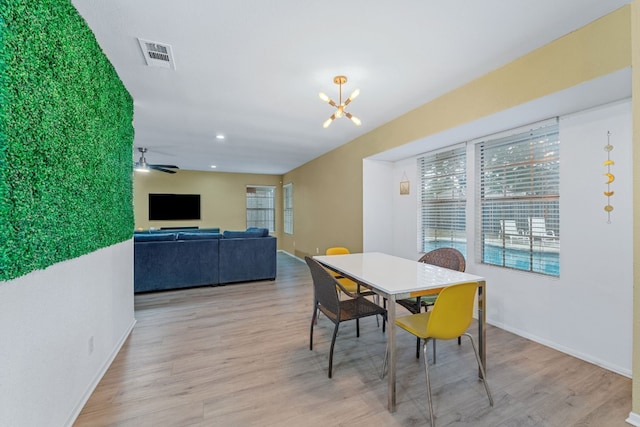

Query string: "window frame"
[283, 183, 293, 235]
[418, 144, 467, 256]
[475, 120, 560, 276]
[245, 185, 276, 232]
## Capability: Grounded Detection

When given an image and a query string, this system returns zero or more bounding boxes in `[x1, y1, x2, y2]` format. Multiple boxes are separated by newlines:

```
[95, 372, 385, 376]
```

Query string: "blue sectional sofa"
[133, 228, 277, 292]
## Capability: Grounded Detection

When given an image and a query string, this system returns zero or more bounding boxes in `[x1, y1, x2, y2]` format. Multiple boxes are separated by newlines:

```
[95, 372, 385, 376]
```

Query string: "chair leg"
[423, 339, 436, 427]
[415, 298, 423, 359]
[356, 318, 360, 337]
[382, 298, 387, 333]
[463, 333, 494, 407]
[328, 323, 340, 378]
[433, 339, 436, 364]
[310, 304, 317, 351]
[458, 336, 461, 345]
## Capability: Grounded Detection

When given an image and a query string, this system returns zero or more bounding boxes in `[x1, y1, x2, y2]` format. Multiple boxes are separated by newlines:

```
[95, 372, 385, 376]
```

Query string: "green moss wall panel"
[0, 0, 134, 281]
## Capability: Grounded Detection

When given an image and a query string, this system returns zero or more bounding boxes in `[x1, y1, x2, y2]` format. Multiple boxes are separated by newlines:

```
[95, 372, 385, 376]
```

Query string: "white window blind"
[246, 185, 275, 232]
[283, 183, 293, 235]
[419, 145, 467, 255]
[476, 121, 559, 276]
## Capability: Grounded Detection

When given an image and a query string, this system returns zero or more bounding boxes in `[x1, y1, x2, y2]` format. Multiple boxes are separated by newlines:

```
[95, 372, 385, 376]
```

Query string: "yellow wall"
[283, 6, 632, 261]
[133, 169, 283, 241]
[632, 0, 640, 417]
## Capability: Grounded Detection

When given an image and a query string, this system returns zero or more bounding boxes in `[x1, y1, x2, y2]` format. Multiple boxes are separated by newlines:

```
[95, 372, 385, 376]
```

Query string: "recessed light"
[215, 134, 225, 140]
[210, 165, 217, 169]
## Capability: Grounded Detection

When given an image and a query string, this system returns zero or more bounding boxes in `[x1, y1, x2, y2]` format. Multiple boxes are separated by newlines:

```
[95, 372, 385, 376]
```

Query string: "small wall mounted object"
[400, 171, 410, 195]
[603, 131, 614, 223]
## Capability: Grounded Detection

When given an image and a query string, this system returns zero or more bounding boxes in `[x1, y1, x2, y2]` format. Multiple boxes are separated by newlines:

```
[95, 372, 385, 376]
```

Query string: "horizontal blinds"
[283, 183, 293, 234]
[246, 185, 275, 231]
[477, 121, 559, 276]
[419, 145, 466, 254]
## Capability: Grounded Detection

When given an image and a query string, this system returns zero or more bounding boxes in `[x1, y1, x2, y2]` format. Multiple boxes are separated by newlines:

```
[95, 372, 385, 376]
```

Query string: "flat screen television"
[148, 193, 201, 221]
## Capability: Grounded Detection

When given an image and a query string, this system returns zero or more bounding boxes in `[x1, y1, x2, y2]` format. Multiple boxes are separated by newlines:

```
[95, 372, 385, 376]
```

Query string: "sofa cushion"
[177, 232, 222, 240]
[223, 230, 264, 239]
[134, 232, 176, 242]
[197, 227, 221, 233]
[246, 227, 269, 237]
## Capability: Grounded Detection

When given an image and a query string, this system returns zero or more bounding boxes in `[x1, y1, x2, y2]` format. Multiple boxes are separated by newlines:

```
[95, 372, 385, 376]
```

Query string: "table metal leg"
[478, 280, 486, 376]
[387, 295, 397, 412]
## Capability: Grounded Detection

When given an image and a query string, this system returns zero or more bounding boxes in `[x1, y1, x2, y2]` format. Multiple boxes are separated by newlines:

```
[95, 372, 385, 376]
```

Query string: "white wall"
[363, 159, 394, 253]
[0, 241, 135, 427]
[365, 99, 632, 376]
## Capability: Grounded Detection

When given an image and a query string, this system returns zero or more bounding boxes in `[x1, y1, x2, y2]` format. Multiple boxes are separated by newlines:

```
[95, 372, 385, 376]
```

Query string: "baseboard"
[487, 319, 631, 378]
[278, 250, 304, 262]
[626, 412, 640, 426]
[64, 318, 136, 427]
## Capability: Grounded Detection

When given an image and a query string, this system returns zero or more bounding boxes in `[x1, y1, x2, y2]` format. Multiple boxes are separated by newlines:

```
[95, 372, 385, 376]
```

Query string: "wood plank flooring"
[74, 252, 631, 426]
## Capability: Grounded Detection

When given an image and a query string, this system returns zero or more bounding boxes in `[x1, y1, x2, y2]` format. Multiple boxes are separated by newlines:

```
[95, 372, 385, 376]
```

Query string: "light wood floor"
[75, 252, 631, 427]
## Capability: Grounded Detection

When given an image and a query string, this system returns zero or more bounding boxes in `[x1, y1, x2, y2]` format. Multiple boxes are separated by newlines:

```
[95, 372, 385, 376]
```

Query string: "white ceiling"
[71, 0, 631, 175]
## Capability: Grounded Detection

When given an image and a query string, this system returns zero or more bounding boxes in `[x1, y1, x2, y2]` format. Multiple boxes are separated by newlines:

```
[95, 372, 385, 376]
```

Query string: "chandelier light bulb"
[348, 89, 360, 101]
[319, 92, 330, 102]
[322, 117, 334, 128]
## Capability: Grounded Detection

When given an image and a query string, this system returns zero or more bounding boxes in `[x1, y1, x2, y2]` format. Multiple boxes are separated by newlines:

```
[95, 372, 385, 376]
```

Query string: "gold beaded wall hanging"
[604, 131, 614, 223]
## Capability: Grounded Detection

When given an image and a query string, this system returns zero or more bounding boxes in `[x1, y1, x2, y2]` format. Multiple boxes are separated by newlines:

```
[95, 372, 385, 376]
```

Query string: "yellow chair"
[325, 246, 350, 256]
[391, 282, 493, 426]
[325, 247, 361, 294]
[396, 247, 466, 358]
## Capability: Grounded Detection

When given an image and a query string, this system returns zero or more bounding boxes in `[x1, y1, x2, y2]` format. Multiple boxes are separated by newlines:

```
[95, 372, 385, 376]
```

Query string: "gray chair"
[305, 256, 387, 378]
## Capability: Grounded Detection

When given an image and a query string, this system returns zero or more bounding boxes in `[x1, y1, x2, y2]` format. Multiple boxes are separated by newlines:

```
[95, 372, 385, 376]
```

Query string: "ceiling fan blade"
[150, 164, 179, 169]
[322, 114, 336, 128]
[150, 165, 177, 174]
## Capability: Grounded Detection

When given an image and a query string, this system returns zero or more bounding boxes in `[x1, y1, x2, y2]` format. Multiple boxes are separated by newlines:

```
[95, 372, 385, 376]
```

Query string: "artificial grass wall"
[0, 0, 134, 281]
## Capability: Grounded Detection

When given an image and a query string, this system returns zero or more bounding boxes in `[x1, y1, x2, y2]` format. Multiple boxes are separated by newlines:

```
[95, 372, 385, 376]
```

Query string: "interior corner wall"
[630, 0, 640, 421]
[0, 241, 135, 427]
[363, 157, 419, 259]
[362, 159, 394, 253]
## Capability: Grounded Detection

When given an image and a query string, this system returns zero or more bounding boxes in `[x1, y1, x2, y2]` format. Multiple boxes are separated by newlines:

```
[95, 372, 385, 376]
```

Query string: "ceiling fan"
[134, 147, 179, 174]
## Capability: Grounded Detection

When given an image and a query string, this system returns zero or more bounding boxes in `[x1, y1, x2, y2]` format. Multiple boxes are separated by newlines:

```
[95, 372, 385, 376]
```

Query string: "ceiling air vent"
[137, 38, 176, 70]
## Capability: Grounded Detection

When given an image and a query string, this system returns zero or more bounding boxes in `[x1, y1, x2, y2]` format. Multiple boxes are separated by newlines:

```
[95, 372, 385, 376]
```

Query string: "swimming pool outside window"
[476, 120, 560, 276]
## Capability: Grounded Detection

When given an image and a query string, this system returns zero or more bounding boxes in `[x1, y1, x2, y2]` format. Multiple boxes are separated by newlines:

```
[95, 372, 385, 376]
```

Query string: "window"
[246, 185, 275, 232]
[477, 121, 559, 276]
[283, 183, 293, 235]
[419, 145, 467, 256]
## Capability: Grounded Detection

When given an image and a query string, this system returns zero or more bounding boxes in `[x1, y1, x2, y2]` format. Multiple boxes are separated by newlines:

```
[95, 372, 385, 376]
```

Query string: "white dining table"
[314, 252, 487, 412]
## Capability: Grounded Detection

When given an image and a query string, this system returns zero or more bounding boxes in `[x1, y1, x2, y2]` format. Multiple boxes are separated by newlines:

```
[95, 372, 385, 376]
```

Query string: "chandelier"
[319, 75, 361, 128]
